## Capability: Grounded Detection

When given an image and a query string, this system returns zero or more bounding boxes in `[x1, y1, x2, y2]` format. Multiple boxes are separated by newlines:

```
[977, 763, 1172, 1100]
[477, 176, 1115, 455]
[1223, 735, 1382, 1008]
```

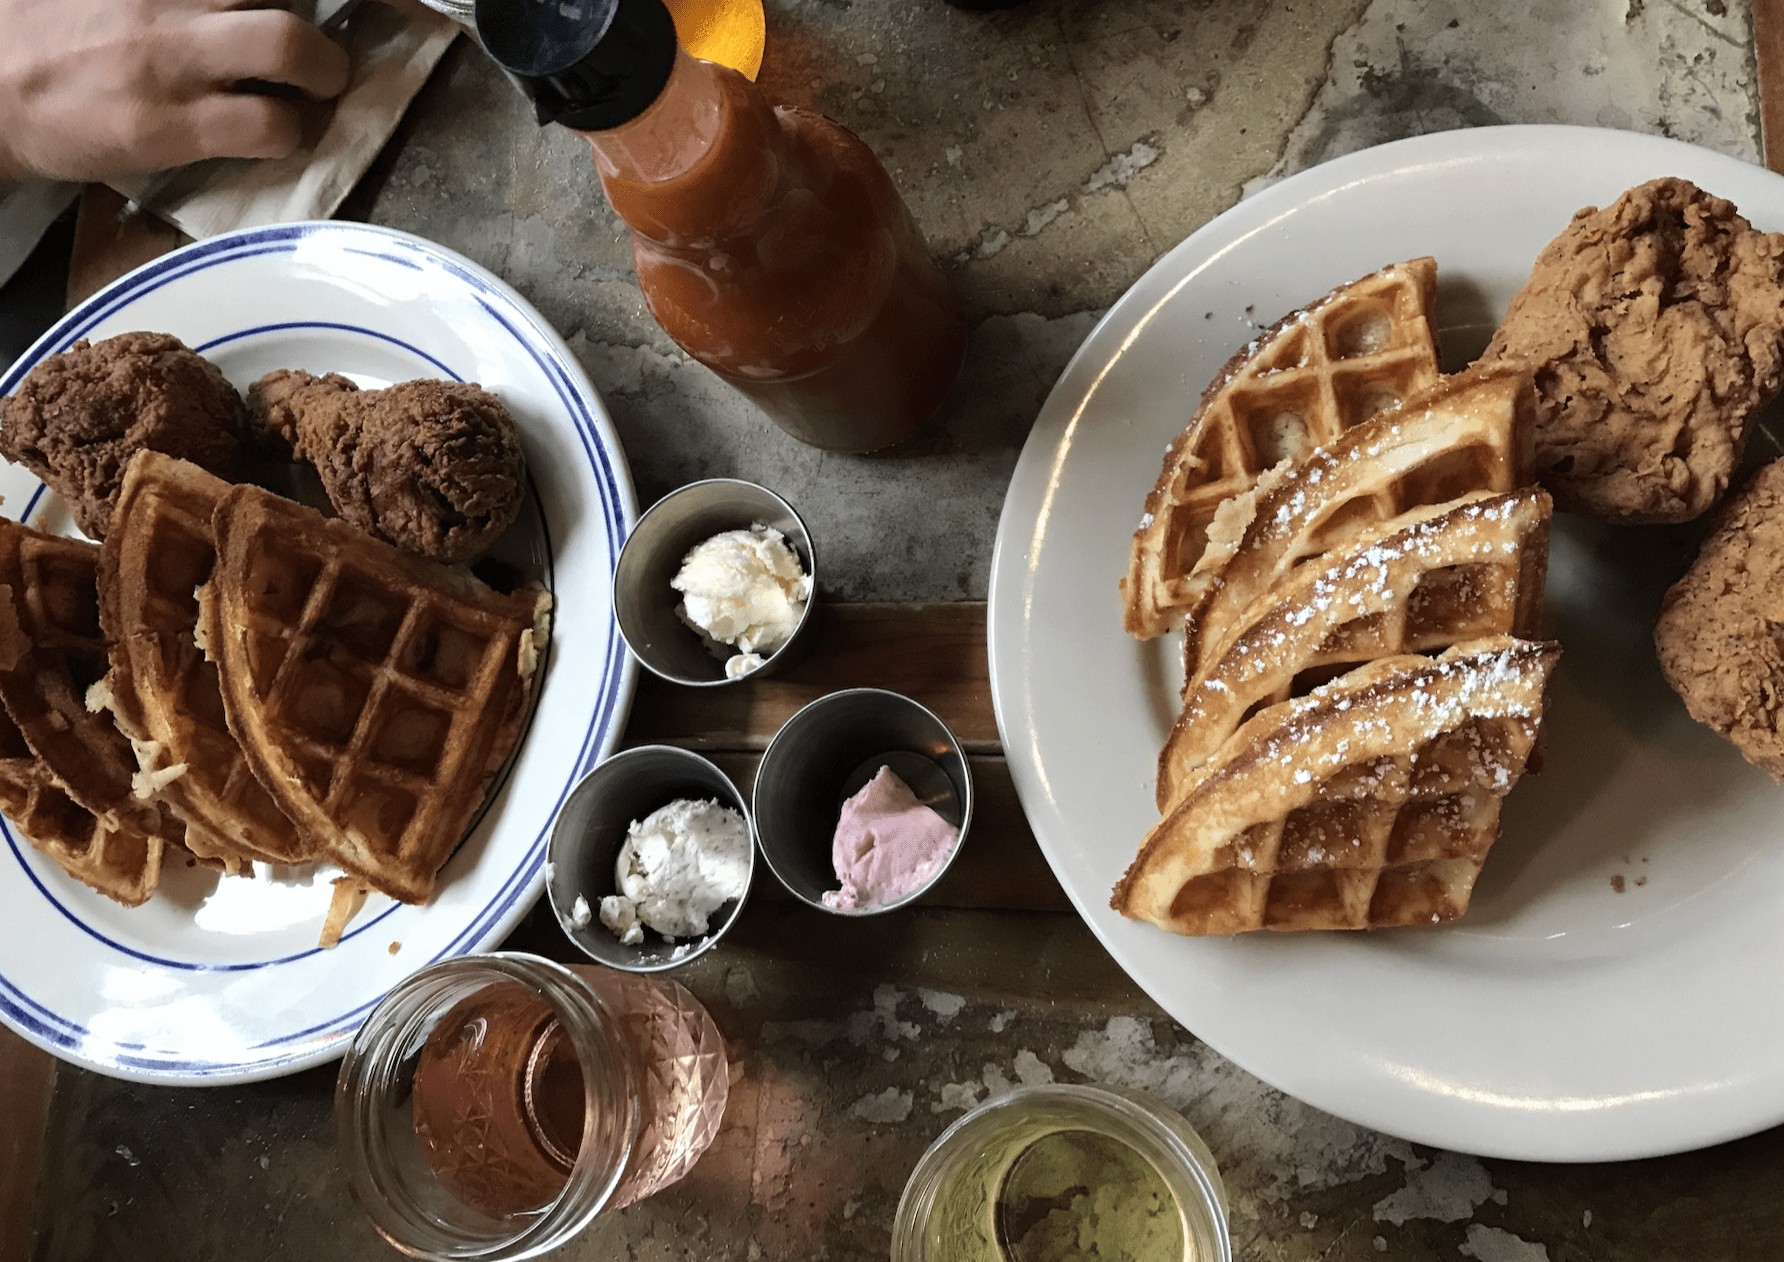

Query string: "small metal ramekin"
[546, 745, 754, 972]
[612, 479, 817, 688]
[753, 688, 972, 915]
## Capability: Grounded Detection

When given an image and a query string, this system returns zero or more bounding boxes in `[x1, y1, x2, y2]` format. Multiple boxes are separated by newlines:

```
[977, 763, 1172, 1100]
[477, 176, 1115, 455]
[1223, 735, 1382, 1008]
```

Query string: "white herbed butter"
[598, 798, 749, 946]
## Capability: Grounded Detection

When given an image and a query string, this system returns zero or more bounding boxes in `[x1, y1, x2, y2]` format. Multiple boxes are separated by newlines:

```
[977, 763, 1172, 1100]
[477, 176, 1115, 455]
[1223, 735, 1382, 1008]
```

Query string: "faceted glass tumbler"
[574, 966, 730, 1209]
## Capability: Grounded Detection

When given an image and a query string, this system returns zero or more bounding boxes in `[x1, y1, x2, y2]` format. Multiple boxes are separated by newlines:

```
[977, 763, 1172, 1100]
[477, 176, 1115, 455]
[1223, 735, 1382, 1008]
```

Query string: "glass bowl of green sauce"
[892, 1083, 1231, 1262]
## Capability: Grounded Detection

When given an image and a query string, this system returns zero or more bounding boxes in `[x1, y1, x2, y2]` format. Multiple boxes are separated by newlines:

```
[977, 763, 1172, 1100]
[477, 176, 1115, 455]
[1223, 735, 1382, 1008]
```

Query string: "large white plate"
[0, 223, 636, 1085]
[989, 125, 1784, 1161]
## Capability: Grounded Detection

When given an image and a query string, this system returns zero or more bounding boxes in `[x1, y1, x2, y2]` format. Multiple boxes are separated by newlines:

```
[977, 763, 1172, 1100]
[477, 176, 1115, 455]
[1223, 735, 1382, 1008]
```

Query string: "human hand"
[0, 0, 352, 184]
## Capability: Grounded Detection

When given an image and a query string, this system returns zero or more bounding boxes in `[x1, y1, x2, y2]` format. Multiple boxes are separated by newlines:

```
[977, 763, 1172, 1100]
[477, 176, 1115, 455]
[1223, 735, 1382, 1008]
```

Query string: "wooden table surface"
[10, 1, 1784, 1259]
[13, 606, 1784, 1261]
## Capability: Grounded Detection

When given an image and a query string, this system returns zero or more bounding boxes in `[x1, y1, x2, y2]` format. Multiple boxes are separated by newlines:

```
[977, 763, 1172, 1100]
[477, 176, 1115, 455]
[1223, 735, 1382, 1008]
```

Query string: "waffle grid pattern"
[0, 524, 173, 903]
[208, 488, 537, 903]
[0, 697, 159, 904]
[100, 456, 312, 866]
[1117, 640, 1558, 934]
[1121, 259, 1442, 638]
[1180, 367, 1533, 677]
[1167, 718, 1527, 933]
[1158, 489, 1552, 806]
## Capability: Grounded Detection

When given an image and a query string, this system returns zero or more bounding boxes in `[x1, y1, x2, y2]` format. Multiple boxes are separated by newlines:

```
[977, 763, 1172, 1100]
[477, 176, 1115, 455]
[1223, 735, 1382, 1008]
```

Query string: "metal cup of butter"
[754, 688, 973, 915]
[546, 745, 755, 971]
[612, 478, 817, 688]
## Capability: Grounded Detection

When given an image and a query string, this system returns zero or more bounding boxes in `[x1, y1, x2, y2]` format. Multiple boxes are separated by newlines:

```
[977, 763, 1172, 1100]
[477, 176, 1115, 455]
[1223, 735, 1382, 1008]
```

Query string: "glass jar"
[893, 1083, 1232, 1262]
[335, 953, 728, 1260]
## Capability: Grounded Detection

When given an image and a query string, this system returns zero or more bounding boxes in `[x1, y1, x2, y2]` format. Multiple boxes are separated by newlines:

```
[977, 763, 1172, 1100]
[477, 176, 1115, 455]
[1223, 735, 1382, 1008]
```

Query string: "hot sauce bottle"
[476, 0, 969, 453]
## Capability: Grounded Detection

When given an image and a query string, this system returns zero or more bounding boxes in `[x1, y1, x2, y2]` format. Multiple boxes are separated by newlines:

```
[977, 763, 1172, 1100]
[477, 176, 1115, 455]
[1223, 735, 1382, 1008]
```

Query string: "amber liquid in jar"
[410, 983, 583, 1216]
[409, 966, 728, 1220]
[587, 52, 968, 453]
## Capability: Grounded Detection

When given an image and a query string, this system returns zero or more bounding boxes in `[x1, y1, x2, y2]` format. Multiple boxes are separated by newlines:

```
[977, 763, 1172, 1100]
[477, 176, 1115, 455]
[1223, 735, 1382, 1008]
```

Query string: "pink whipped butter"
[822, 766, 958, 911]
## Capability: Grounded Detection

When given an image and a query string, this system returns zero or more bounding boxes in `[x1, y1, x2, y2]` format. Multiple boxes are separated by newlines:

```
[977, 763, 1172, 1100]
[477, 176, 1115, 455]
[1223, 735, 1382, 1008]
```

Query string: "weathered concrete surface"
[348, 0, 1761, 605]
[31, 906, 1784, 1261]
[1251, 0, 1757, 192]
[23, 1, 1782, 1259]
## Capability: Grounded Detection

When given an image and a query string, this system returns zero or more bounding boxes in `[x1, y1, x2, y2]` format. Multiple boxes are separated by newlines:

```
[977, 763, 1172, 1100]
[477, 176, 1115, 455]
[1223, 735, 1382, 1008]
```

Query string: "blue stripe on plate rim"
[0, 222, 636, 1077]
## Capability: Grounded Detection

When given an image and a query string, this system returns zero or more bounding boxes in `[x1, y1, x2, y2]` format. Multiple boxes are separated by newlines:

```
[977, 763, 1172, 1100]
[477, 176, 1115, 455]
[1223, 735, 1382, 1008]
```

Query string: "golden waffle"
[0, 517, 183, 865]
[1156, 489, 1551, 808]
[200, 484, 549, 904]
[0, 708, 162, 904]
[97, 453, 311, 870]
[1121, 258, 1442, 639]
[1179, 364, 1534, 678]
[1114, 637, 1560, 935]
[0, 590, 161, 905]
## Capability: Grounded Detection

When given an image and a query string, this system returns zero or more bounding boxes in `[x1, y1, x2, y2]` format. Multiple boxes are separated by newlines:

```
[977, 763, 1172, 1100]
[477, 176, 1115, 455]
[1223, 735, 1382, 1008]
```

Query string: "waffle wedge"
[1156, 489, 1551, 808]
[1115, 637, 1560, 935]
[1179, 364, 1534, 678]
[97, 453, 310, 871]
[0, 589, 162, 905]
[0, 517, 183, 877]
[199, 484, 549, 903]
[1121, 258, 1441, 639]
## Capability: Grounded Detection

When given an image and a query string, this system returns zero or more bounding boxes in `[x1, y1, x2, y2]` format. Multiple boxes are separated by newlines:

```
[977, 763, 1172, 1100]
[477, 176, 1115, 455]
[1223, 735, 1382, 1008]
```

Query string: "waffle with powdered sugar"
[1156, 487, 1551, 809]
[1120, 258, 1442, 639]
[1115, 638, 1559, 935]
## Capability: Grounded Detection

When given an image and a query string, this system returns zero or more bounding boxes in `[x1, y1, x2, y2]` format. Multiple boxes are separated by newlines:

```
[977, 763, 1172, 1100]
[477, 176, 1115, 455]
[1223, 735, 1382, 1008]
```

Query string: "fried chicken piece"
[1483, 178, 1784, 524]
[1655, 458, 1784, 780]
[247, 370, 526, 565]
[0, 332, 242, 538]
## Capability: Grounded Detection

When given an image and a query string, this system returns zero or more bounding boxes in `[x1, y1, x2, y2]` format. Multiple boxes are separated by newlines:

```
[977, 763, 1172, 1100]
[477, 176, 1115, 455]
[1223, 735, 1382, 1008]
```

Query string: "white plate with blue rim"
[0, 222, 636, 1085]
[990, 125, 1784, 1161]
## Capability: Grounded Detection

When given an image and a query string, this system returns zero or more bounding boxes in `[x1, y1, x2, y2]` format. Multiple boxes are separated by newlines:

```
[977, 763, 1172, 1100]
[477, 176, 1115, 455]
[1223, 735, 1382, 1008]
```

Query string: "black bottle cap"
[474, 0, 678, 132]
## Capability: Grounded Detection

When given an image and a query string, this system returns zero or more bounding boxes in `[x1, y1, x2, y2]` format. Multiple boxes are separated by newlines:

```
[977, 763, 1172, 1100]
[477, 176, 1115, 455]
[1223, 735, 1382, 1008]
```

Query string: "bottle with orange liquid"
[476, 0, 968, 453]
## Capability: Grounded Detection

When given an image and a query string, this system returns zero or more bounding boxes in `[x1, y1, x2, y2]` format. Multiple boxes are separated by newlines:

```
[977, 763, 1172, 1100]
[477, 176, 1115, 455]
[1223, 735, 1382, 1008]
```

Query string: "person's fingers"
[154, 0, 242, 14]
[182, 92, 307, 161]
[188, 10, 353, 100]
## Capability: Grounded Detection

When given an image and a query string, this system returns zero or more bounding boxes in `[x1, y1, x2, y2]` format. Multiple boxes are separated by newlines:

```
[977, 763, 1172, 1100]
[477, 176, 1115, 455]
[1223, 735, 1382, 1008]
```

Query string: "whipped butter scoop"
[611, 478, 817, 689]
[672, 524, 811, 678]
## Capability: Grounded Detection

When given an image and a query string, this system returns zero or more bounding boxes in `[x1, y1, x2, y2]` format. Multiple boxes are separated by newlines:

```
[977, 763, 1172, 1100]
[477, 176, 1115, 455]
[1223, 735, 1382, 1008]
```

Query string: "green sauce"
[928, 1125, 1189, 1261]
